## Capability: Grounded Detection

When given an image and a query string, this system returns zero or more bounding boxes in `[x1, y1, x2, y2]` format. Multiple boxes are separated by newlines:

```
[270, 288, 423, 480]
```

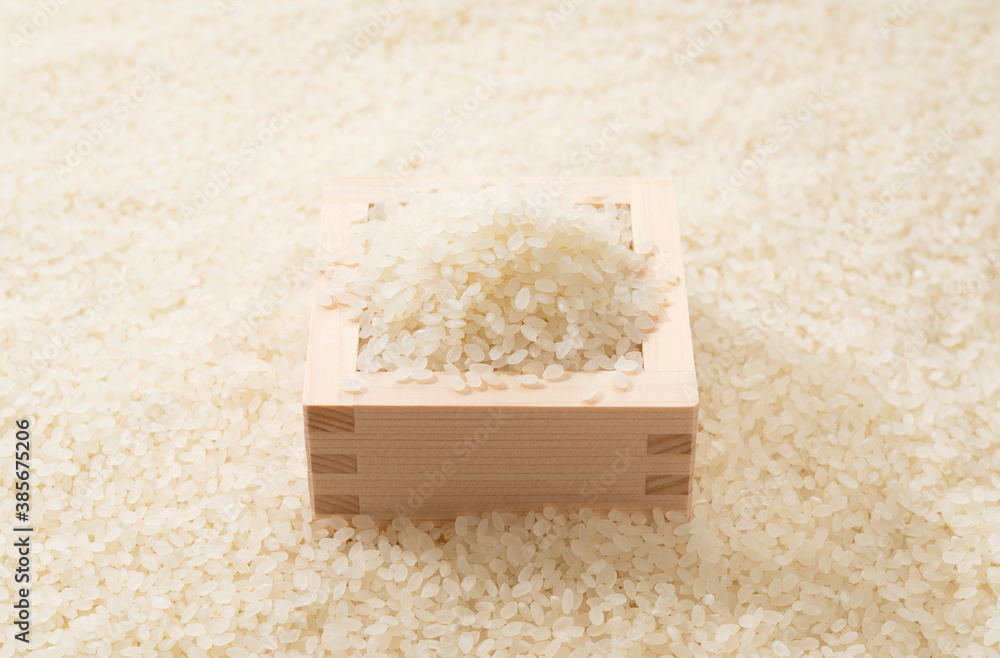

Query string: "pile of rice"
[324, 187, 673, 393]
[3, 0, 999, 656]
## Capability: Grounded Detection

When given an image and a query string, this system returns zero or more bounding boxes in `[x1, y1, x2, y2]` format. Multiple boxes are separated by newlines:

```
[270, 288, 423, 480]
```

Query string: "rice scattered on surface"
[2, 0, 999, 655]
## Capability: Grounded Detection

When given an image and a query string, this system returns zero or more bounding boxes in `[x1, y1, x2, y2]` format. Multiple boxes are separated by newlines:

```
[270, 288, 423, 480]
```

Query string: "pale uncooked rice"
[3, 1, 999, 656]
[323, 187, 672, 387]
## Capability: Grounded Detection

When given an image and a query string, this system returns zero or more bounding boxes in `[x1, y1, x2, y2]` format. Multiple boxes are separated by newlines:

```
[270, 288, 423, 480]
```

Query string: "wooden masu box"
[303, 177, 698, 521]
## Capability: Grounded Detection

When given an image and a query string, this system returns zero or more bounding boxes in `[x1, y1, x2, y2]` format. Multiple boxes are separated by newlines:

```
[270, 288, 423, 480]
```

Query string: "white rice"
[325, 187, 674, 387]
[5, 0, 998, 655]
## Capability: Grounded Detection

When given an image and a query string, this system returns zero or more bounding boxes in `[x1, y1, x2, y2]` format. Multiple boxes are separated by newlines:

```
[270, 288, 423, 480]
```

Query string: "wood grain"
[647, 433, 694, 455]
[304, 177, 699, 520]
[645, 474, 691, 496]
[309, 453, 358, 475]
[314, 495, 361, 515]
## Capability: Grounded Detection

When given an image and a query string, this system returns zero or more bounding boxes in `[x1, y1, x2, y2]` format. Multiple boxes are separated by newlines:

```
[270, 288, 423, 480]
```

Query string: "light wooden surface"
[304, 177, 698, 519]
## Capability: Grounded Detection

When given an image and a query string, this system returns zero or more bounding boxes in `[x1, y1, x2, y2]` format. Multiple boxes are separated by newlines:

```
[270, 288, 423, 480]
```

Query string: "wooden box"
[303, 177, 698, 521]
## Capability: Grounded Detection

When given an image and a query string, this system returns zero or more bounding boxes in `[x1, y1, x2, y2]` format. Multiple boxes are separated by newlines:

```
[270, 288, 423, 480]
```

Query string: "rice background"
[2, 0, 1000, 656]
